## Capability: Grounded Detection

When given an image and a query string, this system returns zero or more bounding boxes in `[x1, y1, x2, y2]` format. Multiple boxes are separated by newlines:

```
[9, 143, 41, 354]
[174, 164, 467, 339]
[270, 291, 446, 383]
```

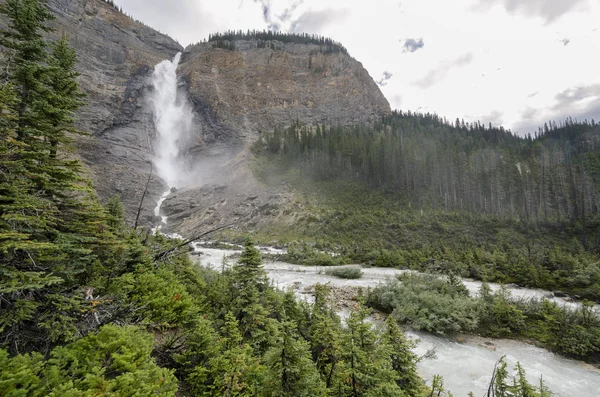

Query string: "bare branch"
[153, 223, 235, 264]
[134, 162, 153, 229]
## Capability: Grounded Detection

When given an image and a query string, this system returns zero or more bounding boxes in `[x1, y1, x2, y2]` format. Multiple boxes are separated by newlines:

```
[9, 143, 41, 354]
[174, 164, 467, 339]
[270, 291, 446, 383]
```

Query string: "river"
[190, 243, 600, 397]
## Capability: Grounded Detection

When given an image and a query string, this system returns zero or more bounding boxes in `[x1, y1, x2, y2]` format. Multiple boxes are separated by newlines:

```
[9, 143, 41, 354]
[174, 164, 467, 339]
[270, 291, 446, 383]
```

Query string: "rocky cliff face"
[179, 40, 391, 149]
[46, 0, 183, 225]
[2, 0, 391, 233]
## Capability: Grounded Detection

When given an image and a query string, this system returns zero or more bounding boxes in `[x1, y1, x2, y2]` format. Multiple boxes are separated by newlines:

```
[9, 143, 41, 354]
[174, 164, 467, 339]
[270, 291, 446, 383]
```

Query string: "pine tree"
[382, 316, 426, 396]
[0, 0, 54, 142]
[339, 302, 404, 396]
[231, 238, 276, 353]
[309, 284, 343, 388]
[264, 318, 327, 397]
[198, 312, 266, 396]
[43, 36, 86, 160]
[0, 0, 119, 353]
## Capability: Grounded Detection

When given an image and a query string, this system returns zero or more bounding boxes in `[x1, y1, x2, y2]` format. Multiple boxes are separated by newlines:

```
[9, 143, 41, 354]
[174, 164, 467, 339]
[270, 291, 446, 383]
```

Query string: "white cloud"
[475, 0, 590, 23]
[115, 0, 600, 135]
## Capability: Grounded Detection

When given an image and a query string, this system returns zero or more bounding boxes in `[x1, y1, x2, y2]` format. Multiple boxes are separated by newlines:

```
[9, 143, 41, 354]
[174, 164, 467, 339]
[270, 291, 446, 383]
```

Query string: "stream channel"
[190, 244, 600, 397]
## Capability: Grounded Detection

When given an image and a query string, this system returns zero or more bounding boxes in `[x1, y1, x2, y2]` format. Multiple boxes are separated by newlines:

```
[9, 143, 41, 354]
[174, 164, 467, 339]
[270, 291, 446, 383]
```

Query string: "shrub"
[325, 267, 363, 279]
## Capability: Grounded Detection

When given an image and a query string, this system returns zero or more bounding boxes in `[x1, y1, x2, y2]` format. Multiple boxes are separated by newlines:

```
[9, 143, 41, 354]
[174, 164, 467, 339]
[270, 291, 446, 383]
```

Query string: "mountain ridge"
[0, 0, 392, 226]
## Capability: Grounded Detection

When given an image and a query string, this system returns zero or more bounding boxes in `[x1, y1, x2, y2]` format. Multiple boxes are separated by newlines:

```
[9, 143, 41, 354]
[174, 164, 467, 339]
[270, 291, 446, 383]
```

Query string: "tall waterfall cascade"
[150, 52, 194, 231]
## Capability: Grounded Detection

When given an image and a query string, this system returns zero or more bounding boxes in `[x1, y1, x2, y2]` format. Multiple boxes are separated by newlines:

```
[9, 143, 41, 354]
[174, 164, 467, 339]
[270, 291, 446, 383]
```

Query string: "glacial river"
[191, 244, 600, 397]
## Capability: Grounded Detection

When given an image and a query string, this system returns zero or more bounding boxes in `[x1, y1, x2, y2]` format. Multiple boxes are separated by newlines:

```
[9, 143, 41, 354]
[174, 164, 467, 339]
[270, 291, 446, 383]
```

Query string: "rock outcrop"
[47, 0, 183, 224]
[2, 0, 392, 232]
[179, 39, 391, 149]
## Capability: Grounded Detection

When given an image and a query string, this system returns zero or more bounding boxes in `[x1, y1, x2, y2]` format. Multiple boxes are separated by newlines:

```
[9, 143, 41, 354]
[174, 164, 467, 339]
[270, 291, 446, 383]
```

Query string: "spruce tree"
[199, 312, 266, 396]
[44, 36, 86, 160]
[0, 0, 118, 353]
[0, 0, 54, 142]
[231, 238, 276, 353]
[382, 316, 426, 396]
[309, 284, 343, 388]
[264, 319, 327, 397]
[339, 303, 404, 396]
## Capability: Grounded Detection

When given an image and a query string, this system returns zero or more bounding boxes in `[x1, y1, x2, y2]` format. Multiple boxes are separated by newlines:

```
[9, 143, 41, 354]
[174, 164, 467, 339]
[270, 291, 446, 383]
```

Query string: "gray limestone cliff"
[1, 0, 392, 234]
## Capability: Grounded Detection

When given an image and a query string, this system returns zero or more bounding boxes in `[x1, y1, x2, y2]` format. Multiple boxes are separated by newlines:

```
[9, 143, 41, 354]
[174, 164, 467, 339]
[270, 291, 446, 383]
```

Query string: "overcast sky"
[114, 0, 600, 135]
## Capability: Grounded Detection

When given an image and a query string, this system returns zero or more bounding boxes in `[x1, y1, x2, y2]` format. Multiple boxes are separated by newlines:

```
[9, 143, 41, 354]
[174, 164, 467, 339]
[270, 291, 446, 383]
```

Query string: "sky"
[114, 0, 600, 135]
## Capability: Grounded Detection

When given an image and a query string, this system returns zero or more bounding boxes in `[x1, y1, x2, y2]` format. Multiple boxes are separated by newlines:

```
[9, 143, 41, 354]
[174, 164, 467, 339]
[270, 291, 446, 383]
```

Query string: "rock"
[1, 0, 185, 225]
[481, 341, 497, 351]
[1, 1, 392, 232]
[554, 291, 569, 298]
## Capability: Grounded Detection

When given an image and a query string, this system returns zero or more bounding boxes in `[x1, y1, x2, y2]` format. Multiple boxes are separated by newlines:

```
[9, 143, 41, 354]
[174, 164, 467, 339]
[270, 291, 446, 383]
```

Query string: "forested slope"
[252, 113, 600, 301]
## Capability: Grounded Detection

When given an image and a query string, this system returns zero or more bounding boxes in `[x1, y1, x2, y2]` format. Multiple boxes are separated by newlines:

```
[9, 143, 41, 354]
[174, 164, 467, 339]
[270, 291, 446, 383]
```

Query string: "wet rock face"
[45, 0, 183, 224]
[2, 1, 391, 229]
[179, 40, 392, 148]
[160, 182, 295, 238]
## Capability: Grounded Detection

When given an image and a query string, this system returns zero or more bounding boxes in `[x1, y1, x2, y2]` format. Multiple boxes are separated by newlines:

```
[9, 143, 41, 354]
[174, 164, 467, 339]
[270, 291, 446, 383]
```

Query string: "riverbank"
[190, 243, 600, 397]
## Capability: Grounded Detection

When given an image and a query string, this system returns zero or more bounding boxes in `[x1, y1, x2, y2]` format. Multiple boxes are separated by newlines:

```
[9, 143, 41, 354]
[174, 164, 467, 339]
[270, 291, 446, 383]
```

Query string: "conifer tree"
[382, 316, 427, 396]
[339, 302, 404, 396]
[309, 284, 343, 388]
[0, 0, 54, 142]
[199, 312, 266, 396]
[0, 0, 118, 353]
[231, 238, 276, 353]
[264, 318, 327, 397]
[44, 36, 86, 159]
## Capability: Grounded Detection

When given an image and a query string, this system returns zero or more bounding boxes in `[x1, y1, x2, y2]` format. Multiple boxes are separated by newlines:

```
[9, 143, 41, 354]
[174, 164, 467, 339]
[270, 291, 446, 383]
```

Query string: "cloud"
[552, 84, 600, 115]
[560, 38, 571, 46]
[390, 95, 403, 109]
[514, 84, 600, 134]
[253, 0, 280, 30]
[480, 110, 504, 126]
[248, 1, 348, 34]
[376, 71, 393, 87]
[290, 8, 350, 33]
[278, 1, 304, 23]
[414, 53, 474, 89]
[113, 0, 217, 45]
[401, 38, 424, 53]
[475, 0, 589, 23]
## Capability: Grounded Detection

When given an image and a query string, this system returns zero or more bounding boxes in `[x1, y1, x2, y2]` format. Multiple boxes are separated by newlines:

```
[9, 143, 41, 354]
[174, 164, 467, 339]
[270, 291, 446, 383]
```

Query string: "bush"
[0, 325, 178, 396]
[325, 267, 363, 279]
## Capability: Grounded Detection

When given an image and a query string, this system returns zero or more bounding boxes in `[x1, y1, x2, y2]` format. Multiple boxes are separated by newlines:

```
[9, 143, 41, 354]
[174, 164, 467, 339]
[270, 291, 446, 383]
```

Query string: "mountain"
[0, 0, 391, 226]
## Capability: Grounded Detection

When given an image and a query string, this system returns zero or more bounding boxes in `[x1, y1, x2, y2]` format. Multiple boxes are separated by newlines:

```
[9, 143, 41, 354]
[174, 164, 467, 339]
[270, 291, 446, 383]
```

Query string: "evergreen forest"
[0, 0, 596, 395]
[253, 115, 600, 302]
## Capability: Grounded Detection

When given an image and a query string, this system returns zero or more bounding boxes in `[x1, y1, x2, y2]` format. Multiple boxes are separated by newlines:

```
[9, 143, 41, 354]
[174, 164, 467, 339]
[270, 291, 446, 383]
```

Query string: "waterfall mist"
[150, 52, 193, 189]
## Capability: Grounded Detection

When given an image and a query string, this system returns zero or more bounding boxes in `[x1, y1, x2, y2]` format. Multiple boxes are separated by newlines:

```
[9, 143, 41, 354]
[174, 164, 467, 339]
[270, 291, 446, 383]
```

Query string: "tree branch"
[154, 223, 235, 264]
[134, 162, 153, 229]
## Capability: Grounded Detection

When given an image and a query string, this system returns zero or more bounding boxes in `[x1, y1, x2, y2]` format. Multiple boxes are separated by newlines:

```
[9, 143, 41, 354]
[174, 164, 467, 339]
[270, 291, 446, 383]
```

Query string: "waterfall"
[150, 52, 193, 231]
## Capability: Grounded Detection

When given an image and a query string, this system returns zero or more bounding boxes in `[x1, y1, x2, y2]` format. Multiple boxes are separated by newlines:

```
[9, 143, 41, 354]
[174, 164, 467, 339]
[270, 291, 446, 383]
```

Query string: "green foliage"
[207, 30, 348, 54]
[490, 357, 552, 397]
[283, 242, 347, 266]
[368, 274, 600, 361]
[0, 325, 178, 396]
[309, 284, 343, 388]
[337, 302, 406, 396]
[111, 266, 199, 329]
[231, 238, 278, 353]
[325, 266, 364, 279]
[382, 316, 427, 396]
[264, 320, 327, 397]
[370, 273, 478, 335]
[252, 115, 600, 302]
